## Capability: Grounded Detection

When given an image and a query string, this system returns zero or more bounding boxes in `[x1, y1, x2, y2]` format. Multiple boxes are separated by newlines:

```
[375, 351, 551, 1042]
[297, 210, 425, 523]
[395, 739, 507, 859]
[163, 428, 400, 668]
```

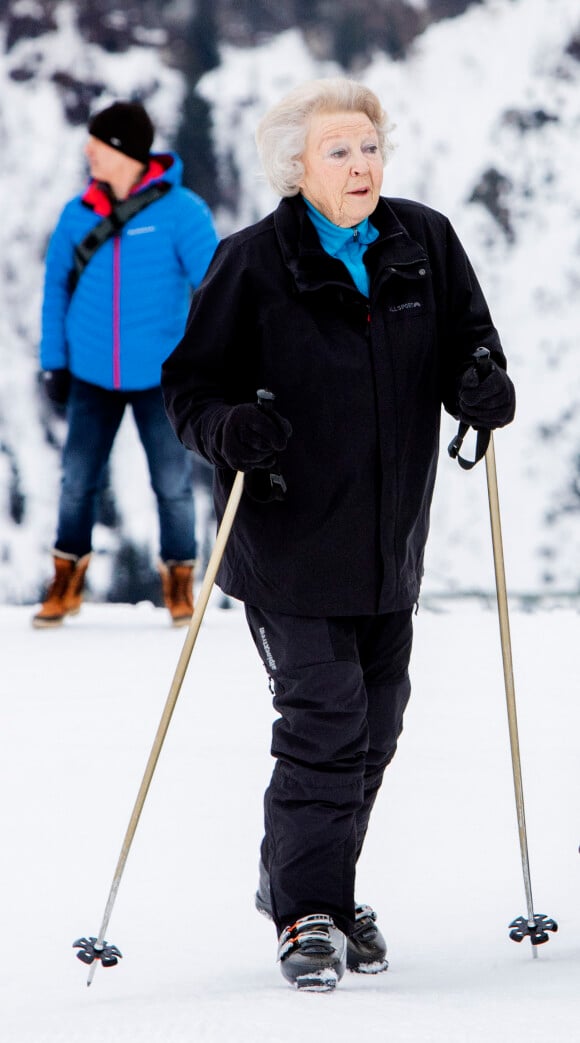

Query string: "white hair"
[255, 78, 395, 198]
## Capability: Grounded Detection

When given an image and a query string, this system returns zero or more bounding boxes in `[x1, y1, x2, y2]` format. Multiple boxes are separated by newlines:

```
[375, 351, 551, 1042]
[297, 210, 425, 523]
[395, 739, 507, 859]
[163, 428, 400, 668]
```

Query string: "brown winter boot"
[32, 552, 91, 629]
[158, 560, 195, 627]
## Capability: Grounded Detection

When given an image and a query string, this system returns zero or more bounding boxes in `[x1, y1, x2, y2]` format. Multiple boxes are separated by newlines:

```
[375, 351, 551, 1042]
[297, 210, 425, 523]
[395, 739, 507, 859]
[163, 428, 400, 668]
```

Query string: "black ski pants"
[245, 605, 413, 936]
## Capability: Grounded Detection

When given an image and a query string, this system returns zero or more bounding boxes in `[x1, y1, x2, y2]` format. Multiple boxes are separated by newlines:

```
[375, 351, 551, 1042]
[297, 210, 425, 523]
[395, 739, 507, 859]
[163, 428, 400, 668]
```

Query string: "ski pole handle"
[255, 388, 287, 499]
[473, 345, 492, 381]
[257, 388, 276, 411]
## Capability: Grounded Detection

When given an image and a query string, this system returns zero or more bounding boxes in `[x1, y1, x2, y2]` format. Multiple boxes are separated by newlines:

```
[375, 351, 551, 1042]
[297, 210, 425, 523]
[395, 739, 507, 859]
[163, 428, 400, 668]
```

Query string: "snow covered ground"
[1, 590, 578, 1041]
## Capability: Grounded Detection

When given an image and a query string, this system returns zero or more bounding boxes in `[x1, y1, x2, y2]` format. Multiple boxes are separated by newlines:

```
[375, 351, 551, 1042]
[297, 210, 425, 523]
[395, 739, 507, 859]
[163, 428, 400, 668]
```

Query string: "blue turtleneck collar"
[303, 197, 379, 297]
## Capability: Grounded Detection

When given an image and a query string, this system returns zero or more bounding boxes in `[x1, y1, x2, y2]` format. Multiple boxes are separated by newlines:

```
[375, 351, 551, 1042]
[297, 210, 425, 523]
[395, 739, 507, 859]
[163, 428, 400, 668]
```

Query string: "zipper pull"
[352, 228, 359, 241]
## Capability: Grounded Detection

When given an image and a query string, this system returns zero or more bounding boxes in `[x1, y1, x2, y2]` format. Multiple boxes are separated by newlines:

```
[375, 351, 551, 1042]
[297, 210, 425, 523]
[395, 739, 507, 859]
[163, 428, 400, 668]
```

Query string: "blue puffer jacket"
[40, 153, 218, 390]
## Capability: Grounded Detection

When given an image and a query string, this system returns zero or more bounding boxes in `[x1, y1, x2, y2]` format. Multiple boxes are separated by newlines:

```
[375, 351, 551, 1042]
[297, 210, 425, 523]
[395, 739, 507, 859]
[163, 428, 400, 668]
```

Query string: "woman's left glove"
[458, 362, 516, 429]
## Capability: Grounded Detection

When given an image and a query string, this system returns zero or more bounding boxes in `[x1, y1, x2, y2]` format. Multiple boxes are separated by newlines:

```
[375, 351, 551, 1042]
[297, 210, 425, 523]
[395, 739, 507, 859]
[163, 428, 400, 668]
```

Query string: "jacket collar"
[81, 154, 175, 216]
[274, 194, 427, 294]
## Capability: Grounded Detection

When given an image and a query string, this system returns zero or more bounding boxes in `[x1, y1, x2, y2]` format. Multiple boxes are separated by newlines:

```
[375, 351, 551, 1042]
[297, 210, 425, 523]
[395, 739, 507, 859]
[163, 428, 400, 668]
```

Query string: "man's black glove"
[41, 369, 71, 408]
[218, 402, 292, 471]
[457, 362, 515, 429]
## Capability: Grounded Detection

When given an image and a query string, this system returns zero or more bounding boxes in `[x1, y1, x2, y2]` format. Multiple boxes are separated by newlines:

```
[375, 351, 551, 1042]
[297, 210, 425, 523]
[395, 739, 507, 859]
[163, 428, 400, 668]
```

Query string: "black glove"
[218, 402, 292, 471]
[457, 362, 515, 429]
[41, 369, 71, 408]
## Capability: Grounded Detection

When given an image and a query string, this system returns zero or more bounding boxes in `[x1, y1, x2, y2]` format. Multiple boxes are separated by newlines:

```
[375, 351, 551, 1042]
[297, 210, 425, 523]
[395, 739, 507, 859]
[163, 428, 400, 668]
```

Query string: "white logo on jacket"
[127, 225, 156, 236]
[389, 301, 422, 313]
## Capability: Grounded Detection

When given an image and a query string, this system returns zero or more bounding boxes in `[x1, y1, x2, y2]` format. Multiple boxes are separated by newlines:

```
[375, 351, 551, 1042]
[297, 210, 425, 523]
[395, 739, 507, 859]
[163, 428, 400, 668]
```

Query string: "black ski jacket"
[162, 194, 506, 616]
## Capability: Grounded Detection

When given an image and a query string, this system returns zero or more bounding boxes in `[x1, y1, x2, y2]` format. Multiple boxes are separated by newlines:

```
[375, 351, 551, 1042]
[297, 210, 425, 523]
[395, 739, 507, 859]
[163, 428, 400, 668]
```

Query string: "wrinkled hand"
[41, 369, 71, 408]
[458, 362, 515, 429]
[218, 402, 292, 471]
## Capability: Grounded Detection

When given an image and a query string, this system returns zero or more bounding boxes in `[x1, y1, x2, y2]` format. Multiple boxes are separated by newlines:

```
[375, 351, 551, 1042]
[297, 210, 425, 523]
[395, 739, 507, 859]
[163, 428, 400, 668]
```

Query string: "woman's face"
[297, 110, 384, 227]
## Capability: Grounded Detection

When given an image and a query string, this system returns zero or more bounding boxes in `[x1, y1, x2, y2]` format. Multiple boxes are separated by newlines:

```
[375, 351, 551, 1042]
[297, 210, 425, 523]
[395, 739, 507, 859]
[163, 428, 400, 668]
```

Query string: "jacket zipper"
[112, 235, 121, 388]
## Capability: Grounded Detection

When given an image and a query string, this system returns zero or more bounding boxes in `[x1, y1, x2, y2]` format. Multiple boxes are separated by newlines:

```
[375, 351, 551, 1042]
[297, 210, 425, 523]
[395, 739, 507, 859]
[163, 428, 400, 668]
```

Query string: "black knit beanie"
[88, 101, 154, 164]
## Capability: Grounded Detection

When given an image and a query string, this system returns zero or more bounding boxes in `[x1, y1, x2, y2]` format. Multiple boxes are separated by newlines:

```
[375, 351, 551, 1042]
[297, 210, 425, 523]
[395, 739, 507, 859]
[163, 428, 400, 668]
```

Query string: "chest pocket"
[380, 263, 434, 321]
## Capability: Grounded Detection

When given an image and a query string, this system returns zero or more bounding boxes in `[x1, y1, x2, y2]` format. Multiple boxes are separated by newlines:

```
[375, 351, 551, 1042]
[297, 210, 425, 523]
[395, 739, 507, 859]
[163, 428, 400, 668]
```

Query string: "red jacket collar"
[82, 157, 168, 216]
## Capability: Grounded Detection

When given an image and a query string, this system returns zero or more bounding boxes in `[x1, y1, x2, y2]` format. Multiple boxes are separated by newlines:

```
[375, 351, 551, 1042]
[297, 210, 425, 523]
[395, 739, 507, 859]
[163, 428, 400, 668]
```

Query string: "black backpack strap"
[68, 181, 171, 293]
[447, 422, 490, 470]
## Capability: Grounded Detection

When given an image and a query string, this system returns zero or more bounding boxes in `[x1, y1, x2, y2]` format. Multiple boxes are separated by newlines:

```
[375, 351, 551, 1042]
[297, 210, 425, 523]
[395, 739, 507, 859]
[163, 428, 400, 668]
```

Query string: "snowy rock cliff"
[0, 0, 579, 603]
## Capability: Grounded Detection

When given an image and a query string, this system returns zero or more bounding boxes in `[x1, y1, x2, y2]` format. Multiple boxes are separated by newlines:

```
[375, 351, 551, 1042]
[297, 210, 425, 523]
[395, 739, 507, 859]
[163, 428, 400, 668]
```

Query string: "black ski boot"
[346, 904, 388, 974]
[255, 860, 388, 975]
[278, 914, 346, 992]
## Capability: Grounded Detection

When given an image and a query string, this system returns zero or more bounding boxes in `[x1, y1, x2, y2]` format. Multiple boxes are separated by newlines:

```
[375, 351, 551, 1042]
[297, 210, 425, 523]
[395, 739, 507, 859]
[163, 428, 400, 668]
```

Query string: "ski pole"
[74, 388, 286, 985]
[74, 465, 245, 984]
[448, 348, 557, 954]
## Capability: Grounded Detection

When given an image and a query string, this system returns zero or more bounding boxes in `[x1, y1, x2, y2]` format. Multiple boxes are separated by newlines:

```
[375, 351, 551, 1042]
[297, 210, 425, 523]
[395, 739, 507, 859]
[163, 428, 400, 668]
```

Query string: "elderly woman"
[162, 78, 515, 991]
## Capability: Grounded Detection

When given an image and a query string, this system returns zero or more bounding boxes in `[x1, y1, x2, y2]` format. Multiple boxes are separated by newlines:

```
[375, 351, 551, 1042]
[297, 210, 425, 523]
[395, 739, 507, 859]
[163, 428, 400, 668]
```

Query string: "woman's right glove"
[217, 403, 292, 471]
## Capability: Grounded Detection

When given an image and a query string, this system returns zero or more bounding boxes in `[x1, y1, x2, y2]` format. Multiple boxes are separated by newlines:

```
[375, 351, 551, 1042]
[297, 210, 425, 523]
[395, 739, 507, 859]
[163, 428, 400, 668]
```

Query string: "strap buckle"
[448, 422, 490, 470]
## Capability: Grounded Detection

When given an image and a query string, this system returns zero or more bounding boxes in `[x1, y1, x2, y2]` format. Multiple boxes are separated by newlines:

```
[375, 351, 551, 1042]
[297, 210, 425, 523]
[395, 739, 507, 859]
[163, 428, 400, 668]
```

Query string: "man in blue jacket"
[34, 100, 218, 628]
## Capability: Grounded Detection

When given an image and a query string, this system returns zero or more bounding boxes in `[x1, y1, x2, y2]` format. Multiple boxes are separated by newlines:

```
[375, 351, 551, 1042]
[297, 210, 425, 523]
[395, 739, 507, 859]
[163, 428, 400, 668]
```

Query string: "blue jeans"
[55, 378, 197, 561]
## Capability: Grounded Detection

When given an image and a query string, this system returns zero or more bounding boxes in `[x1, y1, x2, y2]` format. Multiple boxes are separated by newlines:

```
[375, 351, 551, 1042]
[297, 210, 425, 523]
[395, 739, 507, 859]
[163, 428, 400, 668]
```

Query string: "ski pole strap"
[447, 422, 490, 470]
[68, 182, 171, 294]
